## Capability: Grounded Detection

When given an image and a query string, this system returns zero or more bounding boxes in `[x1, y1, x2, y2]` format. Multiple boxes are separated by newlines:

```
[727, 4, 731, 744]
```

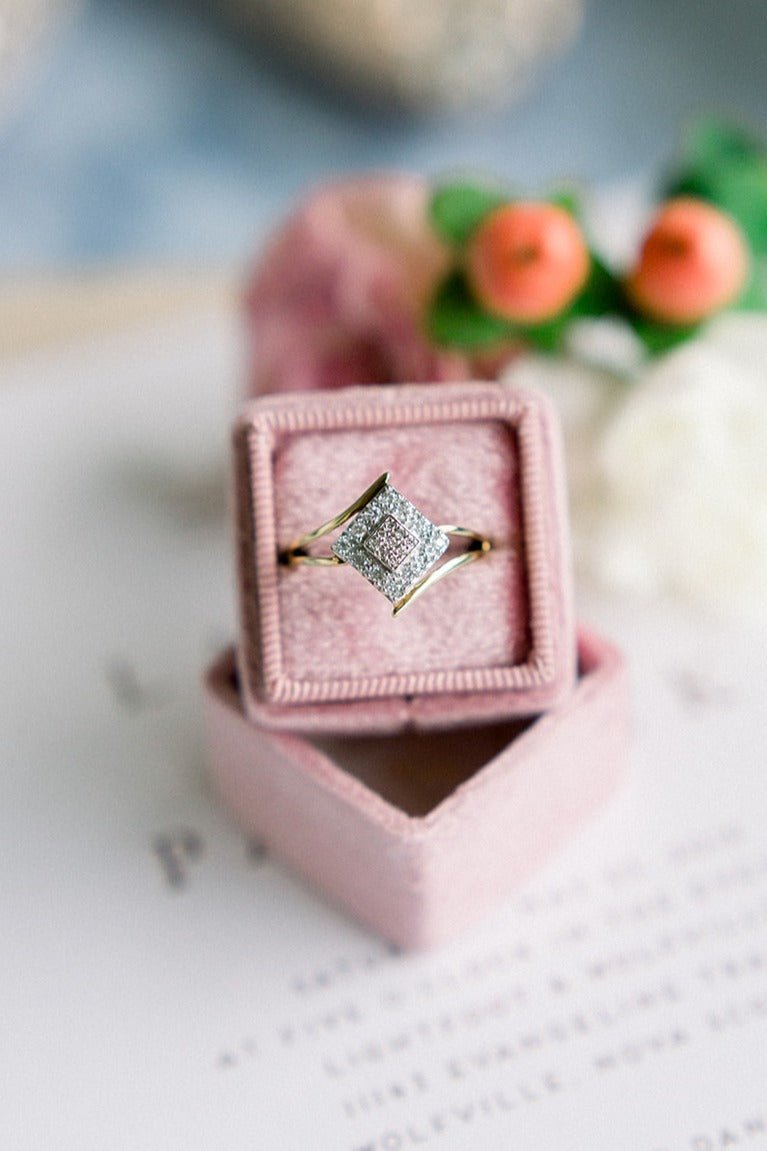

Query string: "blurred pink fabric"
[245, 175, 517, 395]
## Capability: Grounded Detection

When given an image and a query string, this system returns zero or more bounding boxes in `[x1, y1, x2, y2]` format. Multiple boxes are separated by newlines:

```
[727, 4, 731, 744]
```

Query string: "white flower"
[504, 314, 767, 620]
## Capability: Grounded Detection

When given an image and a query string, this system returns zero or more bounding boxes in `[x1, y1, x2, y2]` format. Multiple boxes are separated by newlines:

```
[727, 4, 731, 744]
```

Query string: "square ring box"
[204, 382, 628, 949]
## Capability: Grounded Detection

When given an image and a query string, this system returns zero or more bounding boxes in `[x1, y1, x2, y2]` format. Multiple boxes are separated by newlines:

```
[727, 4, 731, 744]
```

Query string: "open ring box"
[203, 382, 628, 949]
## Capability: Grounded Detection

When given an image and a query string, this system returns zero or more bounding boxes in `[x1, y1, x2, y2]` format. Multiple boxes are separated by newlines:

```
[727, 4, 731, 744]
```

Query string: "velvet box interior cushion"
[272, 417, 529, 681]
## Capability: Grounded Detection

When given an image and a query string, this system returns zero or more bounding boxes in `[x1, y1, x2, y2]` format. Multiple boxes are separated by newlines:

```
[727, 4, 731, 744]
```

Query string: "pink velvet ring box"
[205, 380, 628, 949]
[203, 629, 628, 950]
[232, 382, 576, 733]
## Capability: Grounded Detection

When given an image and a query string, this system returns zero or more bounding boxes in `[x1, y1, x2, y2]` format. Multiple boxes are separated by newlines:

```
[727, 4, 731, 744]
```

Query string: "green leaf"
[630, 316, 699, 356]
[521, 318, 569, 353]
[429, 183, 508, 245]
[547, 188, 581, 217]
[664, 119, 767, 255]
[427, 270, 512, 349]
[732, 261, 767, 312]
[568, 255, 624, 318]
[683, 119, 764, 170]
[707, 169, 767, 255]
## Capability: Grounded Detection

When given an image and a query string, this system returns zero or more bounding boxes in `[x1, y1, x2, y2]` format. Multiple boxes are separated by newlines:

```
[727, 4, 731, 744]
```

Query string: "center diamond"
[332, 480, 450, 605]
[362, 515, 419, 573]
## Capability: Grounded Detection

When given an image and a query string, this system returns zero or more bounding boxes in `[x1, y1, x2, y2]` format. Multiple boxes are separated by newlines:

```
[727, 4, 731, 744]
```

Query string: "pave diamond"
[332, 481, 450, 605]
[362, 515, 419, 573]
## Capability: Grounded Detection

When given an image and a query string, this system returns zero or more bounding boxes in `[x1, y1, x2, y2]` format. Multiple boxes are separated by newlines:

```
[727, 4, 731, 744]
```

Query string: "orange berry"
[626, 197, 748, 325]
[467, 202, 590, 324]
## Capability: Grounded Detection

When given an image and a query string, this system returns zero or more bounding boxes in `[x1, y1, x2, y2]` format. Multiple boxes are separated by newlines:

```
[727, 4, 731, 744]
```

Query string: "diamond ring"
[279, 473, 492, 616]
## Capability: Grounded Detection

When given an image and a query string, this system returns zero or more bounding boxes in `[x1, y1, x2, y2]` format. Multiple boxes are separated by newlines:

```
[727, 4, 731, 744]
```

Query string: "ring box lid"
[233, 382, 575, 733]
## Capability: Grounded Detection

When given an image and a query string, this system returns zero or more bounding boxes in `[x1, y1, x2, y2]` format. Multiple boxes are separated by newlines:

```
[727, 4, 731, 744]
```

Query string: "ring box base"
[203, 627, 628, 950]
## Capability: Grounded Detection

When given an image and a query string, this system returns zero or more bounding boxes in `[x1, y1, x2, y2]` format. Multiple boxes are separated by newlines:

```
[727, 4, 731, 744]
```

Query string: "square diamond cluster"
[363, 515, 418, 572]
[332, 483, 449, 604]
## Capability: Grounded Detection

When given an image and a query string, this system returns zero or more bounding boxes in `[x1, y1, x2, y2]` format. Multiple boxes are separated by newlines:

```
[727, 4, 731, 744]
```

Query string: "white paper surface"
[1, 311, 766, 1150]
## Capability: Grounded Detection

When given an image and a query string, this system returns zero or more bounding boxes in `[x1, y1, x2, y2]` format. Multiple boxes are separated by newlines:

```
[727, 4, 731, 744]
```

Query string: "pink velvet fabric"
[233, 383, 574, 730]
[203, 628, 628, 950]
[243, 175, 519, 396]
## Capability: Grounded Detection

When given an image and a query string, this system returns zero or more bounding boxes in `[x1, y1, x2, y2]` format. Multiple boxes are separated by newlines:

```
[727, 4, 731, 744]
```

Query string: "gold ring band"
[279, 473, 493, 616]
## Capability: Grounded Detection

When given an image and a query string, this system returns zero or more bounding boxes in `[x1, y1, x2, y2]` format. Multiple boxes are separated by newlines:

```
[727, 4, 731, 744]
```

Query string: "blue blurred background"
[0, 0, 765, 271]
